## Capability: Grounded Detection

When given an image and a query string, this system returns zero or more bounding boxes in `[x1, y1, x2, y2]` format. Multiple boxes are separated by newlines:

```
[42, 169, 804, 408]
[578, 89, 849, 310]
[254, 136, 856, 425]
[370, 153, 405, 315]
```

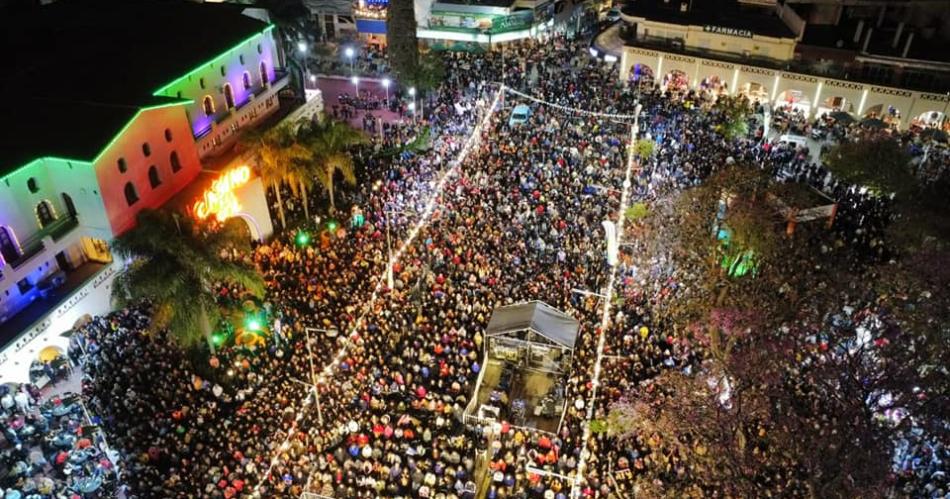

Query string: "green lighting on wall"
[152, 25, 276, 97]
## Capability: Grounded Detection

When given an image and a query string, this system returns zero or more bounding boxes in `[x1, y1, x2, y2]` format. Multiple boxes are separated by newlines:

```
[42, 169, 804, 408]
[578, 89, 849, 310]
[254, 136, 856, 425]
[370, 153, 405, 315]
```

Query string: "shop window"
[170, 151, 182, 173]
[148, 166, 162, 189]
[124, 182, 139, 206]
[203, 96, 215, 116]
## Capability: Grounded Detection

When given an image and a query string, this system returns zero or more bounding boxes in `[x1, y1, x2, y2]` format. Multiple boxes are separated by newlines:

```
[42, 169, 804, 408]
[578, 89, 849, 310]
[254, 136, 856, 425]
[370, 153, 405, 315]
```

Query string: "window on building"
[36, 200, 55, 227]
[17, 278, 32, 295]
[164, 128, 173, 142]
[170, 151, 182, 173]
[260, 62, 268, 85]
[243, 71, 252, 90]
[200, 77, 206, 89]
[27, 178, 39, 193]
[0, 226, 19, 263]
[203, 95, 215, 116]
[240, 54, 245, 65]
[124, 182, 139, 206]
[62, 193, 77, 217]
[148, 166, 162, 188]
[117, 157, 127, 173]
[176, 91, 182, 98]
[257, 44, 262, 54]
[142, 142, 151, 157]
[224, 83, 235, 109]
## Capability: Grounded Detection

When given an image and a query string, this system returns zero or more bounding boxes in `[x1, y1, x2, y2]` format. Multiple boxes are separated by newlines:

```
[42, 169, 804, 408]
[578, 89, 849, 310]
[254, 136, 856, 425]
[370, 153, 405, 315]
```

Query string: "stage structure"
[465, 301, 579, 434]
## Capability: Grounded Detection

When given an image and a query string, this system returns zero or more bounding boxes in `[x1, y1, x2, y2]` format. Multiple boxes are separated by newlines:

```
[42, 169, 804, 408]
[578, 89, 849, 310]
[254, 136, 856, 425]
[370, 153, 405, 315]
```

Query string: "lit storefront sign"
[703, 25, 753, 38]
[192, 166, 251, 222]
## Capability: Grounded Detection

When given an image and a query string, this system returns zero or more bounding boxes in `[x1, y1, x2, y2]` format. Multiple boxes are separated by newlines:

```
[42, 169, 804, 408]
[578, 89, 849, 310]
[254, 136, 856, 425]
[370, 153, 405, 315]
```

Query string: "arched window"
[203, 96, 215, 116]
[239, 54, 245, 65]
[62, 193, 76, 217]
[117, 157, 127, 173]
[259, 61, 268, 85]
[148, 166, 162, 189]
[224, 83, 235, 109]
[243, 71, 252, 90]
[36, 200, 56, 227]
[0, 226, 20, 263]
[164, 128, 173, 142]
[124, 182, 139, 206]
[170, 151, 182, 173]
[142, 142, 151, 157]
[220, 65, 226, 77]
[27, 177, 39, 193]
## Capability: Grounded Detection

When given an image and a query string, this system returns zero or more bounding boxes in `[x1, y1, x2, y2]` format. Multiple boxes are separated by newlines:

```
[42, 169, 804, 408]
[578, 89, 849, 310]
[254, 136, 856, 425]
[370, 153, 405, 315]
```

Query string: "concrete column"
[862, 27, 874, 53]
[902, 32, 915, 58]
[892, 22, 904, 48]
[876, 6, 886, 27]
[853, 19, 864, 44]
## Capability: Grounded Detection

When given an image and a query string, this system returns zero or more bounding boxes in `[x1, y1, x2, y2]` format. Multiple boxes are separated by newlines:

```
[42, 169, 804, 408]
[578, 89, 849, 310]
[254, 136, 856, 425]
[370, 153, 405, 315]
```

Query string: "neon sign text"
[192, 166, 251, 222]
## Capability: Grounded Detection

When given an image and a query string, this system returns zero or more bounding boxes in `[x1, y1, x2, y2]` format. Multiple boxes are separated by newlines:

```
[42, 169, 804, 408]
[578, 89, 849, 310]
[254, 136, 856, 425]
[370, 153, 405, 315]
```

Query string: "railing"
[8, 215, 78, 269]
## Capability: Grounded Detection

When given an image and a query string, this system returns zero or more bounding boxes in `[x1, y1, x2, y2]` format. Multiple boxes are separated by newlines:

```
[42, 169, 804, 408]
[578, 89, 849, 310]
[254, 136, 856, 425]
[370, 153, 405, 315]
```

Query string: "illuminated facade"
[0, 0, 288, 383]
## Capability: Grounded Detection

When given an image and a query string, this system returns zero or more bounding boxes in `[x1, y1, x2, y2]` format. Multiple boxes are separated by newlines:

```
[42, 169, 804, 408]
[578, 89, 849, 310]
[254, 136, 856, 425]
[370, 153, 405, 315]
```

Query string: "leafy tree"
[387, 0, 419, 80]
[823, 137, 915, 196]
[299, 119, 367, 212]
[713, 95, 751, 141]
[241, 123, 313, 228]
[111, 210, 264, 352]
[635, 138, 654, 159]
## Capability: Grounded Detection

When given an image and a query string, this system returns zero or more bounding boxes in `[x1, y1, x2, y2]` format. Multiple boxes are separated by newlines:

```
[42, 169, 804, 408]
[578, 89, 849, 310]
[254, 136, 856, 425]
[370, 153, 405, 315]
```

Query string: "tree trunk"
[200, 305, 215, 355]
[273, 180, 287, 229]
[300, 180, 310, 221]
[386, 0, 419, 80]
[328, 173, 336, 213]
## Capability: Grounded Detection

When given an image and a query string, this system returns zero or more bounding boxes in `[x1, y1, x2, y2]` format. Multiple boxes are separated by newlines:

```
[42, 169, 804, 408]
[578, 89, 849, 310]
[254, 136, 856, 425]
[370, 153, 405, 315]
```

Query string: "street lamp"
[409, 86, 417, 120]
[297, 41, 311, 88]
[382, 77, 391, 105]
[351, 75, 359, 96]
[408, 101, 416, 123]
[344, 46, 355, 75]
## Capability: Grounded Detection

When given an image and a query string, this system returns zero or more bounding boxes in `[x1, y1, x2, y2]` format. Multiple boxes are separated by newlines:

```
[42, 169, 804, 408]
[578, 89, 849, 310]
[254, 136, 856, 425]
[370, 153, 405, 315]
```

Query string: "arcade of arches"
[620, 47, 950, 132]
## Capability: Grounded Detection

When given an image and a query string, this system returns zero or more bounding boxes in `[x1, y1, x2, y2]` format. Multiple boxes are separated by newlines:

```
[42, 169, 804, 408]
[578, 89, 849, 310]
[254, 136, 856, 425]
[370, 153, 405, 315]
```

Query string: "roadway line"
[571, 111, 640, 498]
[253, 86, 504, 496]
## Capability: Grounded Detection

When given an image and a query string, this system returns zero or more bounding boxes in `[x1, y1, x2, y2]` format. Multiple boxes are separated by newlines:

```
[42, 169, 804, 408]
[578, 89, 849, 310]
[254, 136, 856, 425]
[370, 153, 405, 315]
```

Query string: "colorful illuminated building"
[0, 0, 288, 383]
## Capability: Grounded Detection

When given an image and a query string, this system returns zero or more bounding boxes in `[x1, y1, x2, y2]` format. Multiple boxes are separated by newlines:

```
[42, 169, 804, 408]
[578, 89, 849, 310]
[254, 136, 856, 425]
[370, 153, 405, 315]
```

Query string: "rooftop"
[0, 0, 273, 177]
[622, 0, 796, 39]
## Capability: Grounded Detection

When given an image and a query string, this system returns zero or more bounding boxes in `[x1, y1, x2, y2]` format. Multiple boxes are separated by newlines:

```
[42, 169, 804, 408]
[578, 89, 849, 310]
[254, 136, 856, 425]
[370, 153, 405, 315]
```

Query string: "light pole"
[409, 86, 417, 121]
[351, 75, 359, 97]
[382, 77, 391, 105]
[345, 46, 355, 75]
[297, 41, 310, 88]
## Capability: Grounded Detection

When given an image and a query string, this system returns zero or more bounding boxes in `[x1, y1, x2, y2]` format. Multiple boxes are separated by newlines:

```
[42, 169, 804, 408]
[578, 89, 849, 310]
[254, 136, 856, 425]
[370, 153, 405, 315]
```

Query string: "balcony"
[7, 215, 78, 270]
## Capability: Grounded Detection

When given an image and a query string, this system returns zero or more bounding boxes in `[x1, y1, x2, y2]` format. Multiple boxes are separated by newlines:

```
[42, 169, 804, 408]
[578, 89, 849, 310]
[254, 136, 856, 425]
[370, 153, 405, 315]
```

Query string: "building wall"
[152, 27, 281, 139]
[627, 17, 796, 61]
[621, 45, 950, 127]
[93, 105, 203, 236]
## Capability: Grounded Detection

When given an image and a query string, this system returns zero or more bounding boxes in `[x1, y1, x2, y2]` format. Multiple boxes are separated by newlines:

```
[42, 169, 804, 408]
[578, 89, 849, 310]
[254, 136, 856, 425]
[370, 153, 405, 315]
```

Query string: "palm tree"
[386, 0, 419, 80]
[241, 124, 313, 228]
[409, 52, 445, 115]
[299, 120, 367, 212]
[111, 209, 264, 352]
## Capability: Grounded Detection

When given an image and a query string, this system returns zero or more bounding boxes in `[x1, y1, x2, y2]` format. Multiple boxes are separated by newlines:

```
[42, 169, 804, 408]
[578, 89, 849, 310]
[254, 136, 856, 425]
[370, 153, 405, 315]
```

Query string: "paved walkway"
[315, 76, 405, 130]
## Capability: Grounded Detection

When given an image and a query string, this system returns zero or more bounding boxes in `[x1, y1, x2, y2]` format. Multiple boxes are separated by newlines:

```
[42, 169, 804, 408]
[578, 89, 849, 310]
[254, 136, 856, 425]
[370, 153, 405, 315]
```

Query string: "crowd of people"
[46, 26, 947, 499]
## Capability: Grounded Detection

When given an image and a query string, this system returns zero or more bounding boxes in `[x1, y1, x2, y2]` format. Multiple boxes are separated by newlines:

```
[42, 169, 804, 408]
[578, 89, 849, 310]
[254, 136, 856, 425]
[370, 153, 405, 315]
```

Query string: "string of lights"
[253, 86, 504, 496]
[502, 85, 643, 120]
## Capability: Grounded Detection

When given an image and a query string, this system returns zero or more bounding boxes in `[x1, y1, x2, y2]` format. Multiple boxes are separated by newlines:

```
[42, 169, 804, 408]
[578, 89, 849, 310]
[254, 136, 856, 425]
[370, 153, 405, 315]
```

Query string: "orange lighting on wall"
[193, 166, 251, 222]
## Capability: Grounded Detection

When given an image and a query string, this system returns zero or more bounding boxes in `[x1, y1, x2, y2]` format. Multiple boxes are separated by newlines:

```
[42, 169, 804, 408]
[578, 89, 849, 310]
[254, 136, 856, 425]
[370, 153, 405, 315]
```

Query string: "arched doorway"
[912, 110, 947, 131]
[738, 82, 768, 103]
[864, 103, 902, 127]
[700, 75, 727, 97]
[234, 213, 263, 242]
[0, 226, 19, 263]
[62, 193, 77, 217]
[224, 83, 235, 109]
[774, 90, 811, 116]
[36, 200, 56, 227]
[817, 95, 852, 116]
[627, 63, 655, 89]
[662, 70, 689, 93]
